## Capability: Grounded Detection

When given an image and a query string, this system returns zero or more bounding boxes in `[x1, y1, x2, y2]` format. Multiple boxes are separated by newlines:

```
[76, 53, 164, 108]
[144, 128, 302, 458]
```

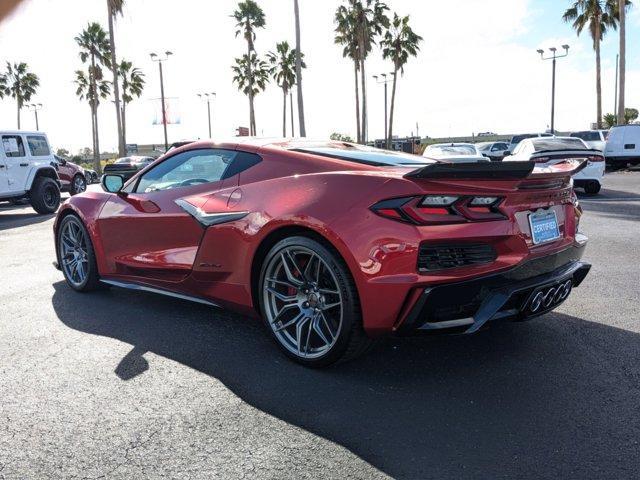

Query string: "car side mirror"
[101, 174, 124, 193]
[503, 151, 511, 157]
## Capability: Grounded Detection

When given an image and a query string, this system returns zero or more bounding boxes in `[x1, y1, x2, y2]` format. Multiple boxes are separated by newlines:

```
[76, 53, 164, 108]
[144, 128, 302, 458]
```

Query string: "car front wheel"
[29, 176, 60, 214]
[57, 215, 101, 292]
[70, 174, 87, 195]
[259, 236, 373, 367]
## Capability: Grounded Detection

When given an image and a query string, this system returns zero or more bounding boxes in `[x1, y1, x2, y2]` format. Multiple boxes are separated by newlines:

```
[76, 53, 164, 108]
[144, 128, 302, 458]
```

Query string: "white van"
[603, 124, 640, 168]
[0, 130, 61, 213]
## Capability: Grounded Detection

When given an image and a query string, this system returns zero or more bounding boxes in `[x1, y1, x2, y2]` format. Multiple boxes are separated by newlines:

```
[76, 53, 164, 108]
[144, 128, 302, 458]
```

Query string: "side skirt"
[100, 279, 220, 308]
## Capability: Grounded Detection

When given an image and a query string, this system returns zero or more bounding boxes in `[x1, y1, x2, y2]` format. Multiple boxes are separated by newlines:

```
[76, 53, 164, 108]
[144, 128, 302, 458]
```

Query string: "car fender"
[25, 165, 59, 191]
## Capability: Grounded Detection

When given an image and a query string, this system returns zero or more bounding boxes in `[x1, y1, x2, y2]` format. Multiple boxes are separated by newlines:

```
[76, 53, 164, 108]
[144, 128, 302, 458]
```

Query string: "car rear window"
[532, 138, 587, 151]
[290, 144, 433, 167]
[427, 145, 477, 156]
[511, 134, 535, 144]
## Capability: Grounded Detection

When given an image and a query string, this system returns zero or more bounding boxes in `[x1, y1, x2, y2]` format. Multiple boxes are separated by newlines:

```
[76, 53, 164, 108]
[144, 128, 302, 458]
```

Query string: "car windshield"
[477, 143, 491, 151]
[290, 143, 434, 166]
[427, 145, 477, 156]
[532, 138, 587, 151]
[114, 157, 131, 164]
[511, 134, 535, 144]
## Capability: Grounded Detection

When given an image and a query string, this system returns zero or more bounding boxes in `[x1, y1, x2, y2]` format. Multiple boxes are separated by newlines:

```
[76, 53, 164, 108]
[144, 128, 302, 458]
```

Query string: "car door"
[97, 148, 241, 283]
[54, 155, 73, 188]
[1, 134, 30, 195]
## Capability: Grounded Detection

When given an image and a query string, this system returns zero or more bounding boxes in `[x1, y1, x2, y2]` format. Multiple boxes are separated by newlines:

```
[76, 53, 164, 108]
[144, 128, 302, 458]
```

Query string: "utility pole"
[373, 72, 394, 148]
[150, 51, 173, 151]
[197, 92, 216, 138]
[537, 45, 569, 134]
[28, 103, 43, 130]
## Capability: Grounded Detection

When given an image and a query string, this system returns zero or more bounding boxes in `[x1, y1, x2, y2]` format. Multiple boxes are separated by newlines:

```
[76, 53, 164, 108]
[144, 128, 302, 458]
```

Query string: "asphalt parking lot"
[1, 172, 639, 480]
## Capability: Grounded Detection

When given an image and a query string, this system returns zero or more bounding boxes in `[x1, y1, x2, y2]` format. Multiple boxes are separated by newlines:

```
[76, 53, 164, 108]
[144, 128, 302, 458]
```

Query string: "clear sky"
[0, 0, 638, 153]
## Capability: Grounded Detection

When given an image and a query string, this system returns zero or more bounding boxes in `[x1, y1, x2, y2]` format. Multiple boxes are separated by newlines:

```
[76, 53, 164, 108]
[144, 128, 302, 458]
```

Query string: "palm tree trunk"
[94, 104, 101, 173]
[90, 105, 98, 172]
[617, 0, 626, 124]
[360, 55, 367, 144]
[282, 88, 287, 137]
[16, 71, 21, 129]
[290, 91, 295, 136]
[90, 54, 101, 172]
[294, 0, 306, 137]
[247, 34, 256, 135]
[108, 3, 125, 157]
[353, 60, 361, 143]
[122, 102, 127, 146]
[595, 32, 603, 129]
[387, 70, 398, 149]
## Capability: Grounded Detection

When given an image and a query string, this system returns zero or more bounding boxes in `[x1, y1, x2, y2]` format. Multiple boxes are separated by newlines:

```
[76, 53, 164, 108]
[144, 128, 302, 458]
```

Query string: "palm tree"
[267, 41, 305, 136]
[75, 70, 111, 165]
[107, 0, 125, 156]
[75, 22, 111, 171]
[293, 0, 306, 137]
[118, 60, 145, 146]
[335, 0, 389, 143]
[335, 6, 362, 142]
[4, 62, 40, 129]
[232, 0, 266, 136]
[381, 13, 422, 149]
[563, 0, 620, 129]
[232, 54, 270, 131]
[0, 72, 7, 99]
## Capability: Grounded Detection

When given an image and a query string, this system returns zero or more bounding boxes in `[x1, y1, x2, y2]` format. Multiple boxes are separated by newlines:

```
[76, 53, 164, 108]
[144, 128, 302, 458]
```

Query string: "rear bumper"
[396, 243, 590, 335]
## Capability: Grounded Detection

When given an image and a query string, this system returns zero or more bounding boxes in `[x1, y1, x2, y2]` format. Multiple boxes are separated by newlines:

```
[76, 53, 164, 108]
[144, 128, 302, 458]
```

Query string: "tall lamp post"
[150, 51, 173, 151]
[537, 45, 569, 134]
[27, 103, 43, 130]
[197, 92, 216, 138]
[373, 73, 394, 147]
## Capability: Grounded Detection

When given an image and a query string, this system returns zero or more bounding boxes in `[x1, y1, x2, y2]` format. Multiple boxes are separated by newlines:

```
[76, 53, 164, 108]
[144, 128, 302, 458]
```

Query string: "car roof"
[0, 130, 47, 136]
[426, 142, 476, 147]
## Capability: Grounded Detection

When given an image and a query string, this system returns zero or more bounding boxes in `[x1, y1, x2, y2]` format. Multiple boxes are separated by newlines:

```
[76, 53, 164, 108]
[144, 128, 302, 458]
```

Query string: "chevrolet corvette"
[54, 139, 591, 367]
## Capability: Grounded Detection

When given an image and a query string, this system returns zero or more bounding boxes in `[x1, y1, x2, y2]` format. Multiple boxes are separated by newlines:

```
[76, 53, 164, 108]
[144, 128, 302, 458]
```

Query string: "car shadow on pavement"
[0, 210, 55, 231]
[51, 281, 640, 479]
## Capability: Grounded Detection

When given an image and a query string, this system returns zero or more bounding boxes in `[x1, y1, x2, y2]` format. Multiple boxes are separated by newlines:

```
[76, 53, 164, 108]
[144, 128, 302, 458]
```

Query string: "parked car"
[53, 155, 87, 195]
[0, 130, 61, 213]
[102, 156, 155, 182]
[477, 141, 510, 161]
[477, 131, 497, 137]
[507, 136, 604, 194]
[603, 124, 640, 168]
[54, 139, 591, 367]
[423, 143, 489, 163]
[570, 130, 608, 151]
[507, 132, 554, 153]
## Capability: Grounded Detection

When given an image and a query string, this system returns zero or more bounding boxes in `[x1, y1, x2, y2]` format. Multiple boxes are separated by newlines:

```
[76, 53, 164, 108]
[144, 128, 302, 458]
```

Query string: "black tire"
[57, 214, 102, 292]
[29, 176, 61, 214]
[259, 236, 374, 367]
[584, 181, 601, 195]
[70, 174, 87, 196]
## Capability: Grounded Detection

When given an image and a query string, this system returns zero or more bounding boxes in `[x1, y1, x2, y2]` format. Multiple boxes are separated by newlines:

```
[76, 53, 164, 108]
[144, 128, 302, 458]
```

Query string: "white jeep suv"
[0, 131, 61, 214]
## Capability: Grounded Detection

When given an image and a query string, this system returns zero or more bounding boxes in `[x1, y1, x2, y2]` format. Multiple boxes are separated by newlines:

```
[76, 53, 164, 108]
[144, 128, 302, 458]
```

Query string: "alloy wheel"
[263, 246, 343, 359]
[74, 176, 86, 194]
[59, 219, 89, 287]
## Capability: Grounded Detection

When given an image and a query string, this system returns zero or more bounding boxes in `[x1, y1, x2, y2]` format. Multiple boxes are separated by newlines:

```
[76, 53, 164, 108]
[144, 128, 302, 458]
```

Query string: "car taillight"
[371, 195, 505, 225]
[588, 155, 604, 162]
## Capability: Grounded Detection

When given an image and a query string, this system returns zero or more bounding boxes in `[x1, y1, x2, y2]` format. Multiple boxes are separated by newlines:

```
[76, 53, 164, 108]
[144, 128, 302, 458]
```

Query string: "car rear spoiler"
[404, 161, 536, 180]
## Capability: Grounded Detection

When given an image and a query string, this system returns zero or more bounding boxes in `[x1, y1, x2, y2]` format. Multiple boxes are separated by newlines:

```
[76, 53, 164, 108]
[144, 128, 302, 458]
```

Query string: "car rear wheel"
[584, 181, 601, 195]
[259, 236, 373, 367]
[70, 174, 87, 195]
[57, 215, 101, 292]
[29, 176, 60, 214]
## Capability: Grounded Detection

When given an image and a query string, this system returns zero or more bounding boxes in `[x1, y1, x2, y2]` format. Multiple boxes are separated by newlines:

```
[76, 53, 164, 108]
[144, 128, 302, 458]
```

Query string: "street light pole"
[150, 51, 173, 151]
[614, 53, 619, 121]
[373, 73, 394, 148]
[537, 45, 569, 135]
[197, 92, 216, 138]
[28, 103, 42, 130]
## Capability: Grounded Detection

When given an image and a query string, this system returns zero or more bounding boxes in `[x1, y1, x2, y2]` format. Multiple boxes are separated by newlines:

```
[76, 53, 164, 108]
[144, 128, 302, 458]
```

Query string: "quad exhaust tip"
[529, 279, 572, 313]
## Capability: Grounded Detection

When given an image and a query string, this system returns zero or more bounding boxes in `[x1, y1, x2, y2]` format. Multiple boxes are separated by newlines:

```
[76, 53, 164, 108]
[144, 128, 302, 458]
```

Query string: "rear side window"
[2, 135, 26, 158]
[26, 135, 50, 156]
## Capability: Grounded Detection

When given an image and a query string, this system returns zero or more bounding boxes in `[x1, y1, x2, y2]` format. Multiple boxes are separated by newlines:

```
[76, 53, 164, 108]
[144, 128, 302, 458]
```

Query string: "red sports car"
[53, 139, 591, 367]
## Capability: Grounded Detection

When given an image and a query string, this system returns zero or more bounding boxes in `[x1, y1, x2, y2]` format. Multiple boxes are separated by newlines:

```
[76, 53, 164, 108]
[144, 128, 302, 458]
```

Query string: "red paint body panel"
[55, 140, 585, 336]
